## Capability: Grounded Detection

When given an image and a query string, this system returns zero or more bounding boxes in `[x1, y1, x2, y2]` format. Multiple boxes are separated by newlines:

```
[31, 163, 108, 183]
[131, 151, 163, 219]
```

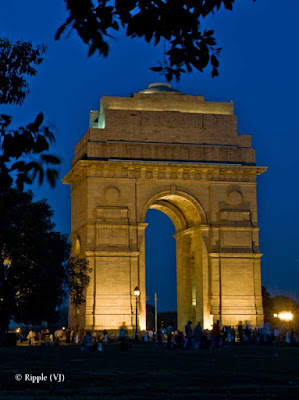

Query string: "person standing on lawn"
[184, 321, 193, 350]
[238, 322, 243, 343]
[215, 320, 221, 347]
[194, 322, 203, 349]
[167, 322, 173, 349]
[211, 323, 217, 348]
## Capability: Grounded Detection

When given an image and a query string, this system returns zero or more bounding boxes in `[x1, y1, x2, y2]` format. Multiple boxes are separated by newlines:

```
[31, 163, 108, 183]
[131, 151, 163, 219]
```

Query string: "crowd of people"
[166, 320, 299, 349]
[23, 327, 111, 347]
[15, 321, 299, 351]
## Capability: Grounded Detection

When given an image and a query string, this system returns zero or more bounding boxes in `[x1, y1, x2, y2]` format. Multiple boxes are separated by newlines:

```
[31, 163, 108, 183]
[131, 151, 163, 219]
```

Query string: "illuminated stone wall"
[64, 84, 266, 331]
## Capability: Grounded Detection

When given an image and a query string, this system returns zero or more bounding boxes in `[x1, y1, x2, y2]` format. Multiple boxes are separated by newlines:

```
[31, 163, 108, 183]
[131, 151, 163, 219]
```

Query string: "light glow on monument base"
[205, 314, 214, 330]
[139, 321, 146, 331]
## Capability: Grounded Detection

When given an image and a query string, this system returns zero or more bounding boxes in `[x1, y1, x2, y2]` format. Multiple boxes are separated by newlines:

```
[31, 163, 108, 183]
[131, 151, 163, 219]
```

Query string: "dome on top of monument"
[138, 82, 184, 95]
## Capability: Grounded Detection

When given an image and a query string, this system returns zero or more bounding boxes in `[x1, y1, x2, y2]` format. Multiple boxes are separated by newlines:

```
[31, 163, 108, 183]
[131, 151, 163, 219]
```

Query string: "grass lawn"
[0, 343, 299, 399]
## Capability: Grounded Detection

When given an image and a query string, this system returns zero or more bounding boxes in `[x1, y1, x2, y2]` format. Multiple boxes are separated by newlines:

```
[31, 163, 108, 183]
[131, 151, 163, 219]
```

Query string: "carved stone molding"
[63, 160, 267, 188]
[104, 186, 121, 204]
[227, 190, 243, 206]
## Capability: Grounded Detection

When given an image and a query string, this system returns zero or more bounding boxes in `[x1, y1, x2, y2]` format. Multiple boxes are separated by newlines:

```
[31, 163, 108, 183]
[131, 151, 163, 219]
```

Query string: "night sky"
[1, 1, 298, 311]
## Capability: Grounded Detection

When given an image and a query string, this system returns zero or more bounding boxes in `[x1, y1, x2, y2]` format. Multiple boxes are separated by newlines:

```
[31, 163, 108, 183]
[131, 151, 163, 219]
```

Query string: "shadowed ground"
[0, 344, 299, 399]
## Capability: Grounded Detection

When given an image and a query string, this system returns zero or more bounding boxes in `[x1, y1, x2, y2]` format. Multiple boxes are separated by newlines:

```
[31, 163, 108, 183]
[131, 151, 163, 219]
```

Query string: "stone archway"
[139, 190, 210, 330]
[63, 83, 266, 331]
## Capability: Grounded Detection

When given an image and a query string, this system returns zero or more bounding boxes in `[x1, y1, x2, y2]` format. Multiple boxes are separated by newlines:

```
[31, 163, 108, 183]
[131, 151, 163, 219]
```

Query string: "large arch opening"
[141, 191, 207, 231]
[140, 190, 209, 331]
[145, 209, 177, 329]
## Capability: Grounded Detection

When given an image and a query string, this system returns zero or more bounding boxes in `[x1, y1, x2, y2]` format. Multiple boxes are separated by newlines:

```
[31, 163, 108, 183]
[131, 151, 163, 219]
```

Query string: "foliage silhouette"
[0, 189, 67, 332]
[56, 0, 256, 81]
[262, 287, 299, 326]
[67, 256, 92, 313]
[0, 189, 92, 333]
[0, 38, 60, 190]
[0, 38, 45, 106]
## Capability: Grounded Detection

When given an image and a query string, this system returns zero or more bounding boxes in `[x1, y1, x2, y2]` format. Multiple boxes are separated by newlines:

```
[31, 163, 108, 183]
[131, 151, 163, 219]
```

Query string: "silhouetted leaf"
[33, 135, 49, 153]
[33, 112, 44, 131]
[150, 66, 163, 72]
[55, 16, 73, 40]
[204, 37, 216, 46]
[11, 161, 25, 171]
[38, 169, 44, 185]
[46, 168, 59, 188]
[212, 66, 219, 78]
[223, 0, 233, 10]
[0, 114, 12, 130]
[88, 41, 98, 56]
[211, 54, 219, 67]
[43, 127, 55, 144]
[41, 154, 61, 165]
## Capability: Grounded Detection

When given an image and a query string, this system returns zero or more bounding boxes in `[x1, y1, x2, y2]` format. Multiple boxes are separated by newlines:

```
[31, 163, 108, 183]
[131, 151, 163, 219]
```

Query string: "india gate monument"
[63, 83, 266, 331]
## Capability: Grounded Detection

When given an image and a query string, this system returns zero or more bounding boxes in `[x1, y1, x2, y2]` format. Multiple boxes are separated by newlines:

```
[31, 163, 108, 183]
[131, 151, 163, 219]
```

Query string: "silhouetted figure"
[175, 331, 184, 349]
[148, 329, 154, 342]
[194, 322, 203, 349]
[184, 321, 193, 350]
[103, 329, 108, 343]
[27, 330, 35, 346]
[216, 320, 221, 347]
[167, 322, 173, 349]
[244, 322, 251, 343]
[81, 331, 93, 352]
[211, 324, 217, 348]
[118, 325, 128, 351]
[66, 328, 71, 343]
[238, 322, 243, 343]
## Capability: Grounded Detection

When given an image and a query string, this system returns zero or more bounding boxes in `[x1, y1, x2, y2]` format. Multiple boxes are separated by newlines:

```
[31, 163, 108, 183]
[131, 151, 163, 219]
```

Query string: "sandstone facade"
[63, 83, 266, 331]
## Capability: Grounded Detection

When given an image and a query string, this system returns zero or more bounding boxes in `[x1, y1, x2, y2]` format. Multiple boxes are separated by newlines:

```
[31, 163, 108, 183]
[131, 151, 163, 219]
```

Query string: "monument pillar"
[136, 223, 148, 332]
[175, 231, 192, 331]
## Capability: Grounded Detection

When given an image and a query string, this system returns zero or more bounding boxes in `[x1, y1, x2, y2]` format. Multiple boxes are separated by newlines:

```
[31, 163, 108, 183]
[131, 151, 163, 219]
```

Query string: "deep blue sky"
[1, 1, 299, 310]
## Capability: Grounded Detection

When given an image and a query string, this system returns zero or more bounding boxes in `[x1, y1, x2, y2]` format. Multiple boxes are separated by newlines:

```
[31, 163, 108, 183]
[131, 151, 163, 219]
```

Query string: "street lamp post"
[154, 293, 158, 334]
[134, 286, 140, 341]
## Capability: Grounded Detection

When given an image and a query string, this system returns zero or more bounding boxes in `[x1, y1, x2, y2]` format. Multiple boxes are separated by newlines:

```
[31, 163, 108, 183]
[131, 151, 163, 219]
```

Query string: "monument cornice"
[63, 160, 267, 188]
[209, 252, 263, 259]
[210, 226, 260, 232]
[85, 250, 140, 257]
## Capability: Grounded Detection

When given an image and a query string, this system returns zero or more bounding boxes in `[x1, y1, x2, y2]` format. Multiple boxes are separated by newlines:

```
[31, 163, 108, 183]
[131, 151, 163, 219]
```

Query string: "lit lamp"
[278, 311, 293, 322]
[134, 286, 140, 340]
